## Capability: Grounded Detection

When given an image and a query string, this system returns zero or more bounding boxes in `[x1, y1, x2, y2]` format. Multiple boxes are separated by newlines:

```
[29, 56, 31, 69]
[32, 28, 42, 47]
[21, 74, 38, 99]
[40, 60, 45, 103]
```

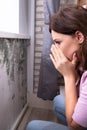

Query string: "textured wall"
[34, 0, 44, 93]
[0, 38, 27, 130]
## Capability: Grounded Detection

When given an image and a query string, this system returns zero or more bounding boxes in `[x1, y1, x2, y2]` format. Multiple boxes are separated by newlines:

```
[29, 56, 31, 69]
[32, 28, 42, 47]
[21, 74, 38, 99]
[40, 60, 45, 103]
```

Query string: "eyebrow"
[53, 37, 61, 40]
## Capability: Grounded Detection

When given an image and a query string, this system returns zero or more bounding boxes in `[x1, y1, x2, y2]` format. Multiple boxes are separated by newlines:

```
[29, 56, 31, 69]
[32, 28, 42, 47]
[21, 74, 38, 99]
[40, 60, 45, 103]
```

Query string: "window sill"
[0, 31, 30, 39]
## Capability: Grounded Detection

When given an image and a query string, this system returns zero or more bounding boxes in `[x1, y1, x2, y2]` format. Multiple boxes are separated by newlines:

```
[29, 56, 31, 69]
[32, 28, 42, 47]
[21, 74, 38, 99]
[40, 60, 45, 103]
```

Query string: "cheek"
[67, 51, 74, 60]
[65, 50, 73, 60]
[60, 39, 78, 60]
[61, 45, 74, 60]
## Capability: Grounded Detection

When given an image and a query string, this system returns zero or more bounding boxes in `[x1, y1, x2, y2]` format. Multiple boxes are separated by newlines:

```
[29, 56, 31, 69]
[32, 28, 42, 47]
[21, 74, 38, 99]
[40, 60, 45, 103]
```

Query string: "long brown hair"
[50, 6, 87, 77]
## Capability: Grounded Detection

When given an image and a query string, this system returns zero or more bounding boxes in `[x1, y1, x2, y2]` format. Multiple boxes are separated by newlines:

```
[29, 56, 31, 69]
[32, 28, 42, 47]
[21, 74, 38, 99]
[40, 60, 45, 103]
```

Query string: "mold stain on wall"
[0, 38, 27, 130]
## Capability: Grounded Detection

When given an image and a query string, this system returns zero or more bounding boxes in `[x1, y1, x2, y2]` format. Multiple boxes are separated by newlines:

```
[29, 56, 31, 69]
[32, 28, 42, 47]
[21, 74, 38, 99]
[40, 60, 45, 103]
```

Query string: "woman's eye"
[55, 41, 61, 44]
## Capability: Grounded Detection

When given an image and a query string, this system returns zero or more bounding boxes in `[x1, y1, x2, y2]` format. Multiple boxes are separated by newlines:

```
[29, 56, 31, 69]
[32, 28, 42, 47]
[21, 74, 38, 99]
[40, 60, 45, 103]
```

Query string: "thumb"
[71, 52, 77, 66]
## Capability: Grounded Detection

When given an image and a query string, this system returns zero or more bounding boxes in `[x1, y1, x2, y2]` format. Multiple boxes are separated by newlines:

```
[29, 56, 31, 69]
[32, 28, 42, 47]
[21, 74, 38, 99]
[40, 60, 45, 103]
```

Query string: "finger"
[50, 44, 59, 61]
[71, 53, 77, 65]
[55, 43, 67, 60]
[55, 44, 65, 57]
[52, 44, 62, 59]
[50, 54, 57, 68]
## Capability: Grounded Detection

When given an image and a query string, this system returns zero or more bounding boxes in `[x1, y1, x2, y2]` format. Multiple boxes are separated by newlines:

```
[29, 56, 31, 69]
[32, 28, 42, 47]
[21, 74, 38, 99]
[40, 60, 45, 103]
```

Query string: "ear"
[75, 31, 84, 44]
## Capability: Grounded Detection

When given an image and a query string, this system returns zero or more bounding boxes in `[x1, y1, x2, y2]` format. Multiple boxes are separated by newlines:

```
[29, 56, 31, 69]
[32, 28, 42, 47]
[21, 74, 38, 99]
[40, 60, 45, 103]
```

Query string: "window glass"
[0, 0, 19, 33]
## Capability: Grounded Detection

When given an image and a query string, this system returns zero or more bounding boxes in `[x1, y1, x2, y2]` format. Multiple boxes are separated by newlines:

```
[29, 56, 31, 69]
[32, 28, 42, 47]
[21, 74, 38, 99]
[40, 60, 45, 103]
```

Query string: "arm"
[64, 76, 83, 130]
[50, 44, 84, 129]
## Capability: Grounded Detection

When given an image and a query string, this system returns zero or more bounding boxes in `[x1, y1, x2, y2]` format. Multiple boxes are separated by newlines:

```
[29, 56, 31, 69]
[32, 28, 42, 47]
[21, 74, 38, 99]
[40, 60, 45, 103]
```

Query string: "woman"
[27, 6, 87, 130]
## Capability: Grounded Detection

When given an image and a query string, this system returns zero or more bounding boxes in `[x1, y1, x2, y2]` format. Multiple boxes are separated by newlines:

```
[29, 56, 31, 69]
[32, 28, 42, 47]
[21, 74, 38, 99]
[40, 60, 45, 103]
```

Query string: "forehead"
[51, 30, 73, 41]
[51, 30, 65, 40]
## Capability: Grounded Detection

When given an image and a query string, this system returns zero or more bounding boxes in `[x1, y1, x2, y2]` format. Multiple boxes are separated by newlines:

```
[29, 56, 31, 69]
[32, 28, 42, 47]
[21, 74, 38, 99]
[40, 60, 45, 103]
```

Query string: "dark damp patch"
[0, 38, 27, 81]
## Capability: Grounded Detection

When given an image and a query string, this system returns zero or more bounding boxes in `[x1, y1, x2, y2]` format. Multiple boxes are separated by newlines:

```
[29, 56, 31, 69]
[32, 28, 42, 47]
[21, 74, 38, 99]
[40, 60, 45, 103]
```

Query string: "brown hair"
[50, 6, 87, 77]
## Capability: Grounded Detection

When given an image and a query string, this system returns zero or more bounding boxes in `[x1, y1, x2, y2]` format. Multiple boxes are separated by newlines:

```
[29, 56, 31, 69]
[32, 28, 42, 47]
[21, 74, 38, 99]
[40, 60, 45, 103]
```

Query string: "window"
[0, 0, 19, 33]
[0, 0, 28, 34]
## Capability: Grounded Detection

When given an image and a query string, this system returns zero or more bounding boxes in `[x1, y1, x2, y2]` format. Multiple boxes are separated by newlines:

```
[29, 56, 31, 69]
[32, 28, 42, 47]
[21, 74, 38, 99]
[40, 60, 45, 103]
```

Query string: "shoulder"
[80, 71, 87, 85]
[79, 71, 87, 96]
[72, 71, 87, 127]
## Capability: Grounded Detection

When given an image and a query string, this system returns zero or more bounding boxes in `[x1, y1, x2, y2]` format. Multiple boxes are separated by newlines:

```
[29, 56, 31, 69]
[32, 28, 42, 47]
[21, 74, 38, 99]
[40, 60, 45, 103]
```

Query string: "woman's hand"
[50, 43, 80, 128]
[50, 43, 77, 79]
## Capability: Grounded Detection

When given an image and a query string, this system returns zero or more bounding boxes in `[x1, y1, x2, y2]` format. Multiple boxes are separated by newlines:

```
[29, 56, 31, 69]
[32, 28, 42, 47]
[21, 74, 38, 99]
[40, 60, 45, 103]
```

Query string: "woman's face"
[51, 30, 81, 61]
